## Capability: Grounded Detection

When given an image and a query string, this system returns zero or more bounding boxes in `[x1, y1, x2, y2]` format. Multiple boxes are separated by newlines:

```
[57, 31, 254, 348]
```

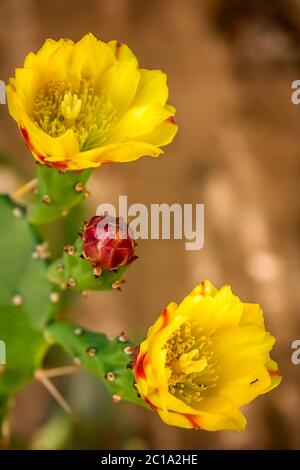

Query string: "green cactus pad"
[0, 307, 48, 418]
[0, 195, 59, 423]
[27, 165, 92, 225]
[47, 238, 128, 291]
[46, 321, 148, 408]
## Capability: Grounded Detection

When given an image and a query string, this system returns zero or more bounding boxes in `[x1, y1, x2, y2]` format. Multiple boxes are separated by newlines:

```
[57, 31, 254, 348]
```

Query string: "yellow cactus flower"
[6, 33, 178, 171]
[134, 280, 281, 431]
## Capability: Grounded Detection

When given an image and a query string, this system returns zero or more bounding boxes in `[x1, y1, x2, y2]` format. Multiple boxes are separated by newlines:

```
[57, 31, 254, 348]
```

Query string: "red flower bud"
[82, 216, 135, 272]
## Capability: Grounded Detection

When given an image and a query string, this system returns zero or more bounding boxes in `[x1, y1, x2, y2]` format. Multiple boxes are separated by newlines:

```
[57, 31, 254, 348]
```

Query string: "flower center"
[164, 321, 219, 405]
[32, 80, 117, 150]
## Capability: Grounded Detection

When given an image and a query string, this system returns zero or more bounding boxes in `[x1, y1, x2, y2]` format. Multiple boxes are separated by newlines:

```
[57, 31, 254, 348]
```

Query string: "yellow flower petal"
[215, 326, 276, 380]
[133, 69, 168, 106]
[195, 397, 247, 432]
[190, 279, 218, 297]
[175, 285, 243, 330]
[97, 40, 140, 113]
[133, 119, 178, 147]
[240, 303, 265, 330]
[217, 365, 272, 407]
[107, 40, 138, 63]
[156, 398, 247, 432]
[69, 141, 163, 169]
[105, 103, 174, 143]
[24, 38, 67, 68]
[264, 358, 282, 392]
[70, 34, 115, 82]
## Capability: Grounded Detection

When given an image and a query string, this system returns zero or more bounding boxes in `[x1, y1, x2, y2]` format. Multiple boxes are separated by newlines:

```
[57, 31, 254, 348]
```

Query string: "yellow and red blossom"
[133, 280, 282, 431]
[6, 34, 178, 171]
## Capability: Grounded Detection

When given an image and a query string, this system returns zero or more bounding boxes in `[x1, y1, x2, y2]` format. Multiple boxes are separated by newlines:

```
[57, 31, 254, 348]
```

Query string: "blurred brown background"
[0, 0, 300, 450]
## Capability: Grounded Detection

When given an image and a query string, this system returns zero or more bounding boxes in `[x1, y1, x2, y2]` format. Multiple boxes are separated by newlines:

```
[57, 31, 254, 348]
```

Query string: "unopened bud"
[82, 216, 135, 272]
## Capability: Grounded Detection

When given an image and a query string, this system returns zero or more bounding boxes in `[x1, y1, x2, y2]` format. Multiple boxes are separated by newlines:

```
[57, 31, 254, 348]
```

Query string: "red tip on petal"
[115, 41, 122, 59]
[20, 128, 46, 163]
[144, 396, 158, 412]
[133, 346, 147, 380]
[166, 116, 175, 124]
[268, 369, 282, 377]
[184, 414, 201, 429]
[50, 160, 68, 170]
[161, 308, 169, 328]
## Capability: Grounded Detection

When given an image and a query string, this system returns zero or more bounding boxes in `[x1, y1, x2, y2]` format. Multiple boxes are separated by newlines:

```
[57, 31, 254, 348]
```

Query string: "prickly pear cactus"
[47, 237, 128, 292]
[0, 31, 181, 443]
[28, 166, 92, 225]
[0, 195, 59, 424]
[46, 322, 146, 407]
[0, 188, 142, 435]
